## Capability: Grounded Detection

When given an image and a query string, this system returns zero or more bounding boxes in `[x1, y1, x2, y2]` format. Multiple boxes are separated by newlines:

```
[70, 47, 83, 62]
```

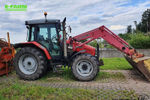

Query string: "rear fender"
[14, 42, 51, 60]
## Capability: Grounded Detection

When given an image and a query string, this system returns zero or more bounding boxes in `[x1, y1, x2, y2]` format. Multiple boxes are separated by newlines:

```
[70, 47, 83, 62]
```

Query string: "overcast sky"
[0, 0, 150, 43]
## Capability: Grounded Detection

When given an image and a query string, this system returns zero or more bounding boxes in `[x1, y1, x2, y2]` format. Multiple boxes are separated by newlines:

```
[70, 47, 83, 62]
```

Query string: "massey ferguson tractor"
[14, 13, 150, 81]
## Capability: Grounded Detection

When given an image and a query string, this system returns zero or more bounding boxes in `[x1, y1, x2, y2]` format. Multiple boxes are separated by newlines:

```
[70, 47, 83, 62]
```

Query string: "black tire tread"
[14, 47, 47, 80]
[72, 54, 99, 81]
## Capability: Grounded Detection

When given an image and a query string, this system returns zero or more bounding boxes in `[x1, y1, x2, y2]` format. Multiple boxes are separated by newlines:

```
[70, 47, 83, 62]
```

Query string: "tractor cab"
[25, 19, 64, 61]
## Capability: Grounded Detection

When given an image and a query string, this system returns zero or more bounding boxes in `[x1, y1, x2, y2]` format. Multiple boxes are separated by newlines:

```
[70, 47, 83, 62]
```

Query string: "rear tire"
[72, 54, 99, 81]
[14, 47, 47, 80]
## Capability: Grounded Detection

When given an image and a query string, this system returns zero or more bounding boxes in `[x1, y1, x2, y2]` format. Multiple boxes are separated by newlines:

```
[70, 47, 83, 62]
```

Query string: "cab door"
[35, 24, 62, 59]
[49, 25, 62, 59]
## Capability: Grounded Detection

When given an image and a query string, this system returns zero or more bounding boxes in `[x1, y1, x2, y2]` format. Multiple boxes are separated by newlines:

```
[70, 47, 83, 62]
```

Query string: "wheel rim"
[18, 54, 38, 75]
[76, 60, 93, 77]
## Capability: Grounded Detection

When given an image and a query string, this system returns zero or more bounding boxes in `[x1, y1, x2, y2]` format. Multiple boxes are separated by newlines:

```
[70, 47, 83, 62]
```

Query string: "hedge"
[129, 34, 150, 49]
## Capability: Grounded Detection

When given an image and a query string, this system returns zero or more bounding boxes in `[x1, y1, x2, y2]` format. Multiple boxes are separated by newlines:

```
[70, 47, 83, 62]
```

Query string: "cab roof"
[25, 19, 60, 25]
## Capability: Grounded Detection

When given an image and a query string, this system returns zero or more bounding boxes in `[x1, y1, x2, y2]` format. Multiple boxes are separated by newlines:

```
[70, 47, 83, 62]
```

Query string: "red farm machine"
[13, 13, 150, 81]
[0, 33, 15, 76]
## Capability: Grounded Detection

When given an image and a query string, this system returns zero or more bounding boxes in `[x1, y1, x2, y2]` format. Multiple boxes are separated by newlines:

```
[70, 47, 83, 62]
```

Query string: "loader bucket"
[124, 55, 150, 81]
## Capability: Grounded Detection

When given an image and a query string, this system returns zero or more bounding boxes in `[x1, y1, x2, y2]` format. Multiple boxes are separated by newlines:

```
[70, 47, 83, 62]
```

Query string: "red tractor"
[14, 13, 150, 81]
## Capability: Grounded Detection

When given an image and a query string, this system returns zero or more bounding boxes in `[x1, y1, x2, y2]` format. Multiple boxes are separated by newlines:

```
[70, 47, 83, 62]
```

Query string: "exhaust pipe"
[62, 17, 67, 59]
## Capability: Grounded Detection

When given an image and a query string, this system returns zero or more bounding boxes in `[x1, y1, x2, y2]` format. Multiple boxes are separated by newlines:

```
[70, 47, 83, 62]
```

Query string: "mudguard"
[14, 41, 51, 60]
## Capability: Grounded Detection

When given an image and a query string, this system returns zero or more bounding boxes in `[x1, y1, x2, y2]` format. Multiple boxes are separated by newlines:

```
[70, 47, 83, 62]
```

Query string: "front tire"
[72, 54, 99, 81]
[14, 47, 47, 80]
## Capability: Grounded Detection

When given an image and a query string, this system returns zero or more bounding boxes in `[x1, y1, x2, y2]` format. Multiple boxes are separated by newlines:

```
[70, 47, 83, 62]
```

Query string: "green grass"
[0, 94, 8, 100]
[40, 57, 130, 82]
[95, 72, 126, 82]
[101, 58, 132, 70]
[0, 81, 138, 100]
[40, 67, 126, 82]
[40, 67, 75, 82]
[0, 58, 137, 100]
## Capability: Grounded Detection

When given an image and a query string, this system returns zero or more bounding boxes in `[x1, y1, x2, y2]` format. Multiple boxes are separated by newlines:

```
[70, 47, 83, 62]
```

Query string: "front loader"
[14, 13, 150, 81]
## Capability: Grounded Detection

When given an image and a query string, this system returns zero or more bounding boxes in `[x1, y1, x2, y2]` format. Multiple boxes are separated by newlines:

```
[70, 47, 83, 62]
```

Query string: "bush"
[87, 32, 150, 49]
[88, 40, 104, 48]
[129, 34, 150, 49]
[88, 40, 97, 47]
[118, 33, 131, 41]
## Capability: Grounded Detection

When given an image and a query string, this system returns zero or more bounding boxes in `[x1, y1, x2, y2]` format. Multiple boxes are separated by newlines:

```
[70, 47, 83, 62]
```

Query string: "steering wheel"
[45, 38, 53, 46]
[45, 38, 60, 53]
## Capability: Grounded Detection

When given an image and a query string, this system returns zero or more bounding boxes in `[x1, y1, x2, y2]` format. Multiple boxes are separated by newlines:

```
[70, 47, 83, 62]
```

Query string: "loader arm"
[71, 25, 137, 56]
[70, 25, 150, 82]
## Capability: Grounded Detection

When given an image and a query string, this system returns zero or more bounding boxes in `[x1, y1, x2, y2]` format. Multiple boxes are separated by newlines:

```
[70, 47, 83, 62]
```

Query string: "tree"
[133, 21, 137, 32]
[136, 9, 150, 33]
[142, 9, 150, 32]
[126, 25, 132, 33]
[134, 21, 137, 28]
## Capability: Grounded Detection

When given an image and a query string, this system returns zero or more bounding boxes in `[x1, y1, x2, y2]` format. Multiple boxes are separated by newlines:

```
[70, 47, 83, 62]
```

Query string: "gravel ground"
[0, 70, 150, 99]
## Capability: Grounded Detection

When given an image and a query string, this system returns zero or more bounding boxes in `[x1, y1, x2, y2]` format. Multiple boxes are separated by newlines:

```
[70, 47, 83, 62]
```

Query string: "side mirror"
[68, 26, 72, 33]
[26, 25, 30, 29]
